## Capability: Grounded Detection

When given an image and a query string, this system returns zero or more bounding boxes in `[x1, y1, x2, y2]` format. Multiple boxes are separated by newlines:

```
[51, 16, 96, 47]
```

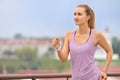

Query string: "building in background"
[0, 35, 52, 59]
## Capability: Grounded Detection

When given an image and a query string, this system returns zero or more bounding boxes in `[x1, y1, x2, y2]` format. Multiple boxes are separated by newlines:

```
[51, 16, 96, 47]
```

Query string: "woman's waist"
[72, 62, 100, 73]
[72, 63, 100, 80]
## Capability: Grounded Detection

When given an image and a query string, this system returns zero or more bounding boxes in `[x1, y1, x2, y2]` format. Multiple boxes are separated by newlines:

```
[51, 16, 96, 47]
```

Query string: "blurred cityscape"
[0, 27, 120, 80]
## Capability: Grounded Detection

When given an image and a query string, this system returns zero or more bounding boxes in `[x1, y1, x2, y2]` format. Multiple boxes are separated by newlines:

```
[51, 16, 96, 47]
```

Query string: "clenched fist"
[51, 37, 61, 50]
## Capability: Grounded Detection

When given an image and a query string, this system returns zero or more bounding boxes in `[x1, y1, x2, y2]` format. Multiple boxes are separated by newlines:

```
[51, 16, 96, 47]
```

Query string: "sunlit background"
[0, 0, 120, 80]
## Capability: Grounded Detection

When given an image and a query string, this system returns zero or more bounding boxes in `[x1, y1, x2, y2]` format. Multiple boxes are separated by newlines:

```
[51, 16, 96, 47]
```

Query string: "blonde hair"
[77, 4, 95, 29]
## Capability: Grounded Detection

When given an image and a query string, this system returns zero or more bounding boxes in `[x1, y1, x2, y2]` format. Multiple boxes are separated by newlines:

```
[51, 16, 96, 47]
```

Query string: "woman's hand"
[51, 37, 61, 49]
[100, 71, 107, 80]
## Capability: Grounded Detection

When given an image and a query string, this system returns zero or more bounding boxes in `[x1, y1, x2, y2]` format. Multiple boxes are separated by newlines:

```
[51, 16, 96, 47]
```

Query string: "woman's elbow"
[60, 58, 68, 63]
[107, 49, 113, 57]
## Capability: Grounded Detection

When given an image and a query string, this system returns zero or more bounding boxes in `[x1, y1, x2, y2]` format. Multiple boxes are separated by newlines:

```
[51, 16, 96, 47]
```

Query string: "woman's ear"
[87, 15, 90, 21]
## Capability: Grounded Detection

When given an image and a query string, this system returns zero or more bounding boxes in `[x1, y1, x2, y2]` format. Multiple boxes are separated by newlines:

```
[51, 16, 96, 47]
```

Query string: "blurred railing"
[0, 73, 120, 80]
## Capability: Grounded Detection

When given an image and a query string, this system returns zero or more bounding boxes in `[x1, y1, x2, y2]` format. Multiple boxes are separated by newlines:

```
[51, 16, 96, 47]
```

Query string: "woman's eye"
[78, 13, 81, 16]
[74, 13, 82, 16]
[74, 13, 76, 16]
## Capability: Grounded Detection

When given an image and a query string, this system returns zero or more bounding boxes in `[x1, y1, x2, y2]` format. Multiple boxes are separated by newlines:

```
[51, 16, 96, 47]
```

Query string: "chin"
[75, 23, 79, 25]
[75, 23, 80, 26]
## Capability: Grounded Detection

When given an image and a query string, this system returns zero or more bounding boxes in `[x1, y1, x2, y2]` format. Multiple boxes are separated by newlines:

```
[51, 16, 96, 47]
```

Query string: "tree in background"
[112, 37, 120, 58]
[15, 46, 37, 61]
[43, 47, 55, 59]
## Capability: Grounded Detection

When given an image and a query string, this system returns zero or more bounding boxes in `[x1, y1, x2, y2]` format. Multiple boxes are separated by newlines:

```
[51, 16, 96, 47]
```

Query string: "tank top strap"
[89, 29, 94, 41]
[88, 29, 96, 47]
[70, 30, 76, 40]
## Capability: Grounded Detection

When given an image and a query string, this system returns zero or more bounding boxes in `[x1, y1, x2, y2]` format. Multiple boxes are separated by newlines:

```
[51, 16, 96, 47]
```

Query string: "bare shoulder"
[92, 29, 104, 45]
[65, 30, 73, 40]
[93, 29, 103, 38]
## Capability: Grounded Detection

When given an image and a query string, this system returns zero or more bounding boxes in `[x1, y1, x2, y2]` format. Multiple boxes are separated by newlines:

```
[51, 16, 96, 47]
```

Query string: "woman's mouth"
[74, 19, 79, 23]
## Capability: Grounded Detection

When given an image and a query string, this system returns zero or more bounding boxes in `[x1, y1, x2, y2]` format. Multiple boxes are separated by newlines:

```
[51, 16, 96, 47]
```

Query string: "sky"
[0, 0, 120, 38]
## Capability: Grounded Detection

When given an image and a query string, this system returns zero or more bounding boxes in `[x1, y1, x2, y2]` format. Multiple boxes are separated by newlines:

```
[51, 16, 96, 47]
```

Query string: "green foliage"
[6, 65, 16, 73]
[19, 64, 28, 70]
[1, 57, 120, 74]
[15, 46, 37, 61]
[111, 59, 120, 65]
[0, 65, 3, 73]
[0, 57, 71, 73]
[36, 58, 71, 72]
[43, 47, 55, 59]
[112, 37, 120, 58]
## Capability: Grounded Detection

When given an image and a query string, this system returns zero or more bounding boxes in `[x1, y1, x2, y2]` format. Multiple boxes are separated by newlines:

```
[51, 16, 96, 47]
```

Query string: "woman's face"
[74, 7, 89, 25]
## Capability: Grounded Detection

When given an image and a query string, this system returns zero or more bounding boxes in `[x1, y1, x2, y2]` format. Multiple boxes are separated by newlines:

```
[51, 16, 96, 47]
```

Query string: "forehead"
[74, 7, 86, 13]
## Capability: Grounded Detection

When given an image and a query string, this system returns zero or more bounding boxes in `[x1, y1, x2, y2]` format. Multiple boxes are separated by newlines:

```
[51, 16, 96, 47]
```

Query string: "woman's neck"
[77, 25, 90, 35]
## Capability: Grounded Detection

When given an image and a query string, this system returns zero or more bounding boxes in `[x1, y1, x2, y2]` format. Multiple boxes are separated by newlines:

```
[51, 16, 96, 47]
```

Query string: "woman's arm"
[52, 31, 72, 62]
[94, 30, 113, 80]
[97, 31, 113, 73]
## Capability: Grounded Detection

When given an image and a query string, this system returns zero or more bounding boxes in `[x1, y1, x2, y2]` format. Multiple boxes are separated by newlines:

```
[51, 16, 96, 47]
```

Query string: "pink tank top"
[70, 29, 100, 80]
